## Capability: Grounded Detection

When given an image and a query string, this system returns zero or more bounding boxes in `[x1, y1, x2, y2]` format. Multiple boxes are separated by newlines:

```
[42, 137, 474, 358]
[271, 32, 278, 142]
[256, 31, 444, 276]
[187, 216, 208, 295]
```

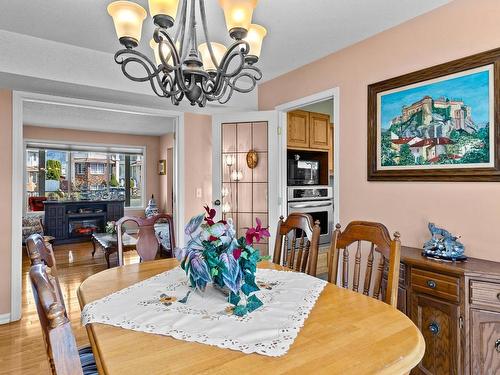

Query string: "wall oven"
[287, 186, 333, 245]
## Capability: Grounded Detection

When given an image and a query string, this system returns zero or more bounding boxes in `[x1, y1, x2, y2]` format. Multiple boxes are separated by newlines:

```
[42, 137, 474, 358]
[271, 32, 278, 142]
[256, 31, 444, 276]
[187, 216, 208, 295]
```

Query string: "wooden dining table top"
[77, 259, 425, 375]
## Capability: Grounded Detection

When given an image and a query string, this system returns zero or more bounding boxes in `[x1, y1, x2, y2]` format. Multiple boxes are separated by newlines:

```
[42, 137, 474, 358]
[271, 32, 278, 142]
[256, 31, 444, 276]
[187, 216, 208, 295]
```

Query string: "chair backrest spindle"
[327, 221, 401, 307]
[272, 213, 320, 276]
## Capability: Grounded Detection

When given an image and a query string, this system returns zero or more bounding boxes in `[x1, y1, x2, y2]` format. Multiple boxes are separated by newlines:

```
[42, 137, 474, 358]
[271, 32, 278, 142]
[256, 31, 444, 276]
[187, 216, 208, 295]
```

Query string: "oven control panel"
[288, 186, 333, 201]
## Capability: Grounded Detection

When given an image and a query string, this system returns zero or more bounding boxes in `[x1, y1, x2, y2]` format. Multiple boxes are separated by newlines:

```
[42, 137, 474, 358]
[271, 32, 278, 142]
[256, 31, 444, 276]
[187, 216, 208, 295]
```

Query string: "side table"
[91, 232, 137, 268]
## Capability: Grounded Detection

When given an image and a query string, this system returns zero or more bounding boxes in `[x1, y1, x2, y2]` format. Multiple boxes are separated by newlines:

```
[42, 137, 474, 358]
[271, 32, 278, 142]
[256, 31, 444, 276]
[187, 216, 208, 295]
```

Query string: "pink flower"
[245, 217, 271, 245]
[233, 248, 243, 260]
[204, 205, 227, 226]
[204, 205, 216, 225]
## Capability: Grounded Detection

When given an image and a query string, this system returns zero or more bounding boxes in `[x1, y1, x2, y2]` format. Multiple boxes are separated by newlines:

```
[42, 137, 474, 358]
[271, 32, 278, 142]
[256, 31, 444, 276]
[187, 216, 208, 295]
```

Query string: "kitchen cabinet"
[309, 112, 330, 149]
[287, 110, 331, 151]
[287, 110, 309, 148]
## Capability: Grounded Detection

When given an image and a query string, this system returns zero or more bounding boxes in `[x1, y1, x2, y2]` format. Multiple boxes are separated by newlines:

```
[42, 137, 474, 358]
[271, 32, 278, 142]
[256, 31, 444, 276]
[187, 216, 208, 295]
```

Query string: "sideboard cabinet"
[387, 247, 500, 375]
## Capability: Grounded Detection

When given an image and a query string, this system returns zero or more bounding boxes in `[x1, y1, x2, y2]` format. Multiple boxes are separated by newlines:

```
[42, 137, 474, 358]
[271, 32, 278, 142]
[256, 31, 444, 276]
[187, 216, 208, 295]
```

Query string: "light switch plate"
[196, 188, 202, 198]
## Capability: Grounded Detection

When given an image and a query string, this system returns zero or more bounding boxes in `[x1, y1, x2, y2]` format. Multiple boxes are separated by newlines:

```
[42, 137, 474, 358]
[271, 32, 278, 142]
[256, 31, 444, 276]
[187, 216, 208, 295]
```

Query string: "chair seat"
[78, 346, 98, 375]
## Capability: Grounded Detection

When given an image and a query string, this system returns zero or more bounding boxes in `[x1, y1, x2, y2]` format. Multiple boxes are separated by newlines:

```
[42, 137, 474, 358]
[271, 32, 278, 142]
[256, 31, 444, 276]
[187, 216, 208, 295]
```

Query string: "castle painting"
[377, 66, 494, 170]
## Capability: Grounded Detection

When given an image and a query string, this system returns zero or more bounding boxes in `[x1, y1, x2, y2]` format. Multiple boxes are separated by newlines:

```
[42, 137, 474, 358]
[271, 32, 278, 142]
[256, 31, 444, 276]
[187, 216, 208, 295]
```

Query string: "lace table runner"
[81, 266, 327, 357]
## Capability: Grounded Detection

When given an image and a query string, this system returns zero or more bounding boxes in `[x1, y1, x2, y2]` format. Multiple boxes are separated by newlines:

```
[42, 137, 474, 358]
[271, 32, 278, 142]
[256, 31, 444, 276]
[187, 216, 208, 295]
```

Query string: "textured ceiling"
[0, 0, 450, 82]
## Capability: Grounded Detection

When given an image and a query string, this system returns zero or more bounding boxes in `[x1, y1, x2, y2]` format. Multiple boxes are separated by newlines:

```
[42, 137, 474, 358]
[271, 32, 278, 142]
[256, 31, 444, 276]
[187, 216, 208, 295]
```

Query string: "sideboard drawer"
[411, 268, 460, 302]
[470, 280, 500, 309]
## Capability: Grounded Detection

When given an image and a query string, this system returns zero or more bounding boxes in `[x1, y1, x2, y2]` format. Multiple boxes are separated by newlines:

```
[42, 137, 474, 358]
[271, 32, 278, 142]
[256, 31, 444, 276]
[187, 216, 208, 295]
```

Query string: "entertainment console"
[43, 200, 124, 244]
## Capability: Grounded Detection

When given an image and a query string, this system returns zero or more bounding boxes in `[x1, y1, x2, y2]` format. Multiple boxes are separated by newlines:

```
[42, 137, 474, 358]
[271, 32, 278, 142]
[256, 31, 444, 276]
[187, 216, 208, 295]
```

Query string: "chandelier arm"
[114, 50, 185, 98]
[156, 29, 181, 71]
[199, 0, 219, 69]
[217, 82, 235, 104]
[206, 77, 231, 102]
[205, 41, 248, 96]
[228, 70, 260, 94]
[173, 0, 188, 52]
[156, 30, 191, 93]
[216, 41, 250, 78]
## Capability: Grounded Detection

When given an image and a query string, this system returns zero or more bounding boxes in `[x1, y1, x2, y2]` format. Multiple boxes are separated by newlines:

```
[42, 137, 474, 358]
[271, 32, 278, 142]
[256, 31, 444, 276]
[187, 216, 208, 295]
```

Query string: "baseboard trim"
[0, 313, 11, 325]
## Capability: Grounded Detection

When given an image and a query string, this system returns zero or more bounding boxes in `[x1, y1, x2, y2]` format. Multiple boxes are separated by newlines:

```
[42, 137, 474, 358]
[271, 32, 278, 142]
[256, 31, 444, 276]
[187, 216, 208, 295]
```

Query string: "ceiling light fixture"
[107, 0, 266, 107]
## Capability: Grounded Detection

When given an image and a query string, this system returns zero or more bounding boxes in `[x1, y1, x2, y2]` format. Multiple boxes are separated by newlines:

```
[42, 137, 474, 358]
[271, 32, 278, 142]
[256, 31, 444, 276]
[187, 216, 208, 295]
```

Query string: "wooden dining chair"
[272, 213, 321, 276]
[116, 213, 175, 266]
[29, 261, 98, 375]
[26, 233, 57, 273]
[327, 221, 401, 307]
[26, 233, 68, 312]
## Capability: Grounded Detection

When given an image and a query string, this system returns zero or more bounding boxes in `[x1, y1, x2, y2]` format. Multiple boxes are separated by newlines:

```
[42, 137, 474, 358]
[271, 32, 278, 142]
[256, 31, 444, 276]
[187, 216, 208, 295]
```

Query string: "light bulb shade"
[148, 0, 179, 27]
[218, 0, 258, 39]
[244, 24, 266, 59]
[148, 0, 179, 18]
[198, 42, 227, 71]
[107, 1, 147, 46]
[150, 39, 179, 66]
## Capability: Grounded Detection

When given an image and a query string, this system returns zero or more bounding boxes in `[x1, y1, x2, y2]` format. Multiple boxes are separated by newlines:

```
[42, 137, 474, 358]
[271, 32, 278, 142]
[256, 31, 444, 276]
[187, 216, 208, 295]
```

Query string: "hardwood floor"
[0, 241, 140, 375]
[0, 241, 329, 375]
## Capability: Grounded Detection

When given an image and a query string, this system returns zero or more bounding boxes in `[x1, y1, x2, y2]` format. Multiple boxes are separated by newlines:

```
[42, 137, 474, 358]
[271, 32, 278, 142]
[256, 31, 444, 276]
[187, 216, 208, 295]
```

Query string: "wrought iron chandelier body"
[108, 0, 265, 107]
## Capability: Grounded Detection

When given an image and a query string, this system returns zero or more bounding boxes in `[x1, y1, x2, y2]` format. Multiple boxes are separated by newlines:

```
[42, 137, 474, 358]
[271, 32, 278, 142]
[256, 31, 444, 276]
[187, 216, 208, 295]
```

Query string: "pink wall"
[159, 133, 174, 214]
[259, 0, 500, 262]
[183, 113, 212, 222]
[23, 126, 161, 217]
[0, 90, 12, 315]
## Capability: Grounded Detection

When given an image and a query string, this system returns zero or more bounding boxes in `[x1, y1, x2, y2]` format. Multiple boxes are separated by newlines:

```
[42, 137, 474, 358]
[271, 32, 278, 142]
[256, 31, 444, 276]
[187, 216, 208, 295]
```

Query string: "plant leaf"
[246, 295, 263, 312]
[229, 291, 241, 306]
[233, 305, 248, 316]
[241, 282, 259, 296]
[184, 213, 205, 236]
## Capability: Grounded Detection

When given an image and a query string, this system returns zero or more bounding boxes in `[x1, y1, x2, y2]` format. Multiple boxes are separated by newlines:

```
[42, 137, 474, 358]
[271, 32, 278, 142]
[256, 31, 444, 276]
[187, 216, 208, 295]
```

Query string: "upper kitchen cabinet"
[287, 110, 331, 151]
[287, 110, 310, 148]
[309, 112, 330, 150]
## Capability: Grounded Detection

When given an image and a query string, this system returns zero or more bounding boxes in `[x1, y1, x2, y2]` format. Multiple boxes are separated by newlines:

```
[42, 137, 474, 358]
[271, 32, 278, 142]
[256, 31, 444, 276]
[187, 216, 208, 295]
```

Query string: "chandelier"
[107, 0, 266, 107]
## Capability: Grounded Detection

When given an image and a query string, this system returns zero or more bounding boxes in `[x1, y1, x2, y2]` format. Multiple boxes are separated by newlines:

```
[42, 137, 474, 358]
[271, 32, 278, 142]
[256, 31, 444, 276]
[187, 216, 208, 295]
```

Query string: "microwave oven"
[287, 159, 320, 186]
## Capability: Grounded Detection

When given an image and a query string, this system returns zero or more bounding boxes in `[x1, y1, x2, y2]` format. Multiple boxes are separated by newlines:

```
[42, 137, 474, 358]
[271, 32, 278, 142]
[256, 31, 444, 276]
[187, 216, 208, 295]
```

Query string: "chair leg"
[105, 251, 111, 268]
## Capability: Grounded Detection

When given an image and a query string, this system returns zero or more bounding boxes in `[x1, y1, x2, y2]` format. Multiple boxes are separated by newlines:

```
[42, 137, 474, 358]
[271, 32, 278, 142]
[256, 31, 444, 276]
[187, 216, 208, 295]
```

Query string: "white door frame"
[212, 111, 279, 256]
[275, 87, 340, 226]
[9, 91, 185, 323]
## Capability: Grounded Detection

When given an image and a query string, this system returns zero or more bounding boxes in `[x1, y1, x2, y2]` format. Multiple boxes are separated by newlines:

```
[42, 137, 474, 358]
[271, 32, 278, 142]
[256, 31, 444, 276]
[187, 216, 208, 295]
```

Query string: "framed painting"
[368, 48, 500, 181]
[158, 159, 166, 175]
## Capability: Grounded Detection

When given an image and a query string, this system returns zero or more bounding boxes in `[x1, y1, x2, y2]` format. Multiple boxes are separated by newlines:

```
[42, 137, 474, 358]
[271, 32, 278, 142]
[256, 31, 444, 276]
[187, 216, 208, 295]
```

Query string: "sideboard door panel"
[470, 309, 500, 375]
[411, 293, 460, 375]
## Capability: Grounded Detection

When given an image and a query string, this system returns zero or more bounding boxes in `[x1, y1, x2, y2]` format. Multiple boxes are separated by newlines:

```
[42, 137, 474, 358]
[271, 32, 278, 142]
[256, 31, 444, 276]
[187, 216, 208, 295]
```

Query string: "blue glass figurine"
[423, 223, 467, 261]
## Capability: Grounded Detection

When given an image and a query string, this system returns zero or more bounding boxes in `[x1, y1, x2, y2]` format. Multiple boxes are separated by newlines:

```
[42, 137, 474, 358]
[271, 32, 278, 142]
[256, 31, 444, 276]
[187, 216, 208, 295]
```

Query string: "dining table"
[77, 259, 425, 375]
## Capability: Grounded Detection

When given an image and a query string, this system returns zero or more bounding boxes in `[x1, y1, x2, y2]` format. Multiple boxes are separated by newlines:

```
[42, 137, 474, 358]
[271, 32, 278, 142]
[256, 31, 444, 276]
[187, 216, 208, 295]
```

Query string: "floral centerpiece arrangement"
[177, 206, 270, 316]
[105, 221, 117, 235]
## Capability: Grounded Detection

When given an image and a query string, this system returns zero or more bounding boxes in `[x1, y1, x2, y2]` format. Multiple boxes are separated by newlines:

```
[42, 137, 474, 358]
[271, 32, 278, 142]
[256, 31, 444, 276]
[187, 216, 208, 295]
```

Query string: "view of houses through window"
[26, 146, 143, 211]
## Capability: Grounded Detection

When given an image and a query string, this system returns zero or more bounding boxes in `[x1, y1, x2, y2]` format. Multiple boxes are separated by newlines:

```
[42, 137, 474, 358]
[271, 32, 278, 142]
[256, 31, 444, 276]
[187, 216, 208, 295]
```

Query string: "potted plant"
[177, 206, 270, 316]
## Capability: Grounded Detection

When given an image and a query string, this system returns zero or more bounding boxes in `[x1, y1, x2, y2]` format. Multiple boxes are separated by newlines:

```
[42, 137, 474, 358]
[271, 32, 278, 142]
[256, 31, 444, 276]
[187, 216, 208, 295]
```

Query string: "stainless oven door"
[287, 200, 333, 245]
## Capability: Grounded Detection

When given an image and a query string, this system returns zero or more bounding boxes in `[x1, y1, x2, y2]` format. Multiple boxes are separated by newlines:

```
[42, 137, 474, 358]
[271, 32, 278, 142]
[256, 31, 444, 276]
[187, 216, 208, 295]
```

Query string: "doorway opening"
[275, 88, 340, 276]
[11, 91, 185, 323]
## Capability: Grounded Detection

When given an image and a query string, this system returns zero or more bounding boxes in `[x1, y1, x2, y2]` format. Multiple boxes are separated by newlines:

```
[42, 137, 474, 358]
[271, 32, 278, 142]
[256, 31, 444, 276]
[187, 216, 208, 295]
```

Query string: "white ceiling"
[0, 0, 450, 82]
[23, 101, 175, 136]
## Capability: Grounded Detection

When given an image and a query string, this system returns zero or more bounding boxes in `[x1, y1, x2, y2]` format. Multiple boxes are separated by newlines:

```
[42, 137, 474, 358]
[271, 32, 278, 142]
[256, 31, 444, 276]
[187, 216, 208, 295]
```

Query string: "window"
[25, 145, 144, 211]
[89, 163, 105, 175]
[75, 163, 86, 175]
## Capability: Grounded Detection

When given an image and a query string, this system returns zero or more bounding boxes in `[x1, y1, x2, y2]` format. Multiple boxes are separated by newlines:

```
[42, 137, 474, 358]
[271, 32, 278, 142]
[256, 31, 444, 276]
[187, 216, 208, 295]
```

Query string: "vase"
[145, 195, 160, 218]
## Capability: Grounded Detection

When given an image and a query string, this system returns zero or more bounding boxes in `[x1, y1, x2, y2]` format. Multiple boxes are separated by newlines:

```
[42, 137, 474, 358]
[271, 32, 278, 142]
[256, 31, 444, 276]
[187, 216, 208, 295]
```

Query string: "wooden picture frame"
[368, 48, 500, 181]
[158, 160, 166, 175]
